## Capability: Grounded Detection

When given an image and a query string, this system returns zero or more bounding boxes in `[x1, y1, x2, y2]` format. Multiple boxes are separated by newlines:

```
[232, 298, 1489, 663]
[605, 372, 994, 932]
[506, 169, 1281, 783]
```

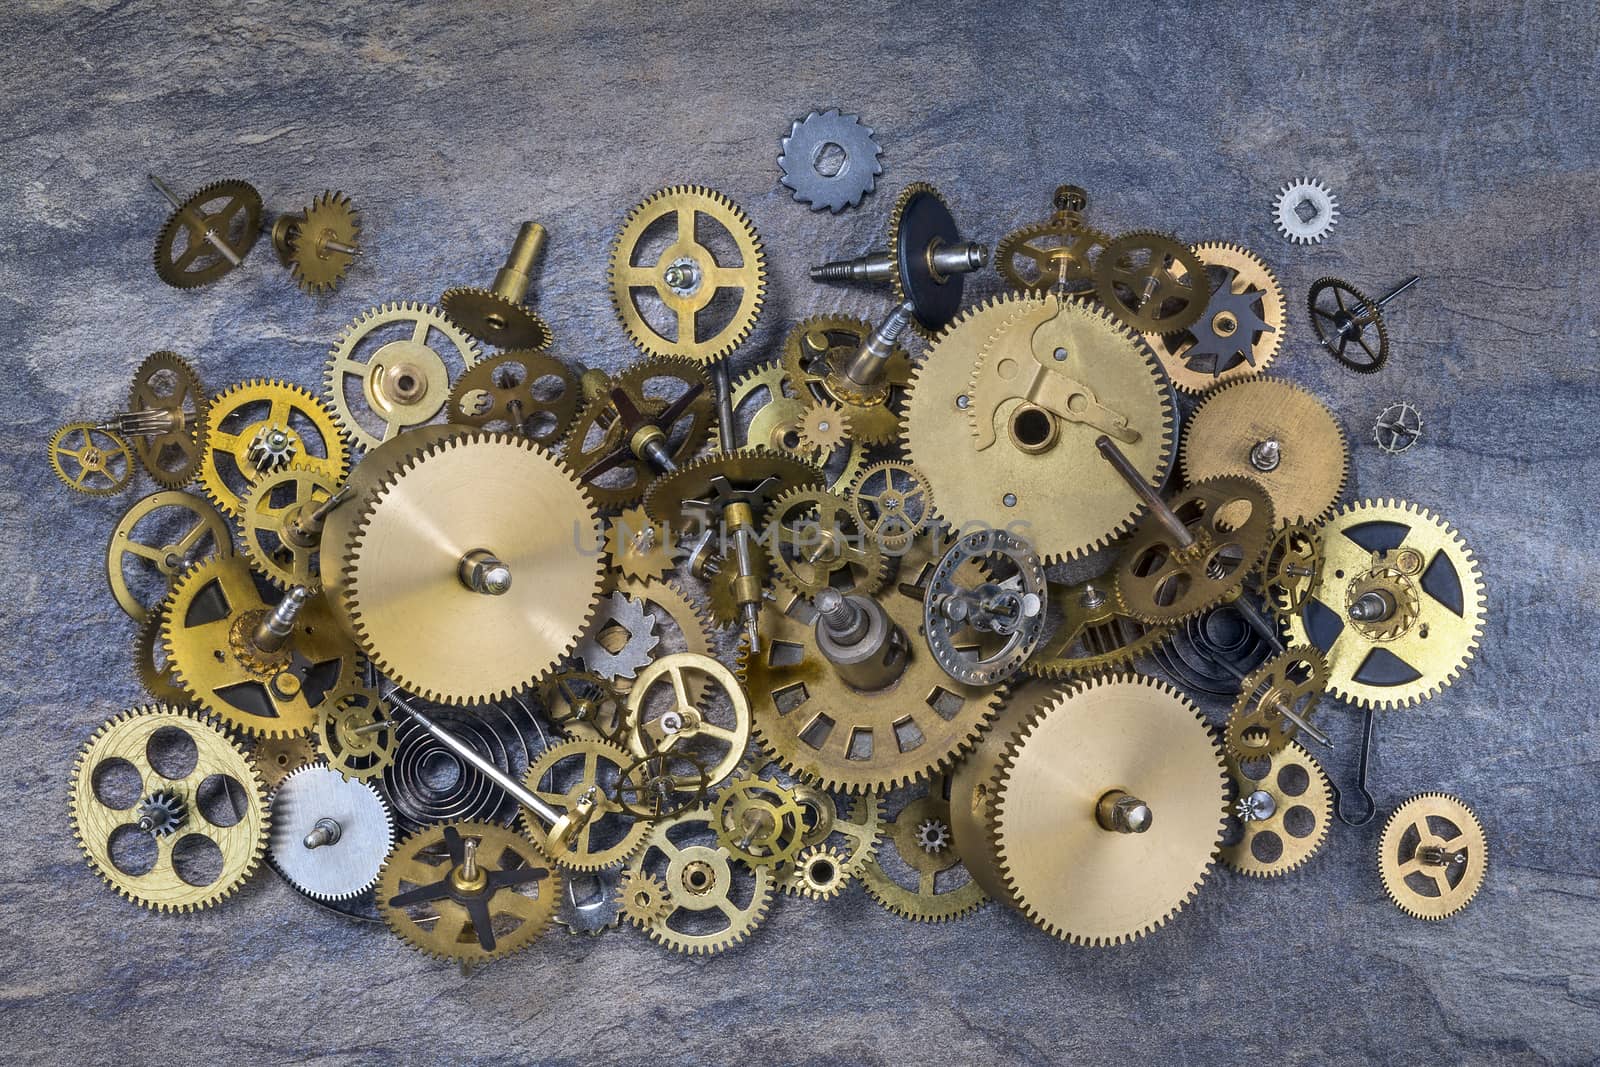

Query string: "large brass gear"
[324, 301, 482, 451]
[780, 315, 910, 446]
[1378, 793, 1488, 920]
[1180, 376, 1348, 525]
[520, 739, 646, 871]
[860, 774, 986, 922]
[69, 705, 269, 912]
[732, 358, 867, 492]
[334, 431, 604, 705]
[199, 379, 349, 519]
[1221, 740, 1333, 878]
[1112, 475, 1276, 625]
[607, 185, 766, 363]
[984, 674, 1227, 945]
[271, 190, 361, 294]
[152, 179, 262, 289]
[1225, 645, 1328, 760]
[50, 423, 134, 496]
[621, 805, 775, 955]
[377, 821, 562, 965]
[562, 356, 718, 510]
[107, 490, 232, 622]
[446, 350, 582, 446]
[127, 351, 209, 488]
[1284, 500, 1485, 709]
[161, 554, 363, 737]
[906, 293, 1175, 563]
[238, 463, 338, 591]
[740, 532, 1001, 793]
[765, 486, 886, 599]
[1146, 242, 1285, 392]
[1092, 230, 1209, 335]
[604, 506, 681, 585]
[1022, 576, 1171, 680]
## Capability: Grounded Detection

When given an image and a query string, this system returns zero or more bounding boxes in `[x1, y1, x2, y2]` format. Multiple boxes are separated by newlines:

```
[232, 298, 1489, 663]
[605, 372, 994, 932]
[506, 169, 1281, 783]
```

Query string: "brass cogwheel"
[1180, 376, 1348, 525]
[562, 356, 718, 509]
[1378, 793, 1487, 920]
[797, 400, 850, 453]
[440, 284, 551, 352]
[238, 463, 337, 591]
[848, 460, 934, 555]
[126, 351, 209, 488]
[604, 506, 681, 585]
[161, 554, 363, 738]
[617, 869, 675, 928]
[1146, 242, 1285, 392]
[50, 423, 134, 496]
[250, 732, 318, 791]
[860, 774, 987, 922]
[334, 431, 605, 705]
[765, 485, 886, 599]
[271, 191, 361, 294]
[1112, 475, 1276, 626]
[781, 787, 881, 898]
[906, 293, 1174, 563]
[69, 705, 269, 912]
[107, 490, 232, 622]
[598, 575, 716, 701]
[540, 670, 629, 744]
[1263, 520, 1325, 621]
[377, 821, 562, 965]
[621, 805, 775, 955]
[623, 653, 750, 790]
[741, 532, 1001, 793]
[1284, 500, 1485, 709]
[780, 315, 910, 446]
[732, 358, 868, 492]
[1092, 230, 1209, 335]
[1022, 577, 1171, 680]
[199, 379, 349, 518]
[314, 681, 396, 782]
[446, 350, 582, 446]
[641, 446, 824, 527]
[1221, 740, 1333, 877]
[133, 608, 189, 705]
[789, 844, 851, 899]
[712, 776, 807, 868]
[153, 179, 263, 288]
[608, 185, 765, 363]
[986, 674, 1227, 946]
[994, 220, 1110, 293]
[324, 301, 482, 451]
[520, 739, 647, 871]
[1225, 645, 1329, 760]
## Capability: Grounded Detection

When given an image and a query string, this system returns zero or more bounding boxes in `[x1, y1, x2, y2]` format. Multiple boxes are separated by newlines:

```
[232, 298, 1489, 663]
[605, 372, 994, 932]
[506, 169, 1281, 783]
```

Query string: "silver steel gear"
[1274, 178, 1339, 244]
[778, 109, 883, 213]
[574, 590, 661, 681]
[922, 528, 1048, 687]
[268, 764, 394, 902]
[1374, 401, 1424, 455]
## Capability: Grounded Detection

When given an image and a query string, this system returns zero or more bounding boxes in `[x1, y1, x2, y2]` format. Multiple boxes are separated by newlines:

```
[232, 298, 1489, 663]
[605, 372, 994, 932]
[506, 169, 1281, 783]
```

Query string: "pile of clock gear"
[56, 114, 1488, 969]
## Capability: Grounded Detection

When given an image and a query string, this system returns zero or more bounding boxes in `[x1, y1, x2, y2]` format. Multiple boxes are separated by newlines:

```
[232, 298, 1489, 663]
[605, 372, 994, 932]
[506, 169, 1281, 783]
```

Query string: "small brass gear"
[1222, 741, 1333, 878]
[860, 775, 986, 922]
[765, 486, 886, 599]
[797, 400, 850, 453]
[848, 460, 934, 555]
[1147, 242, 1285, 392]
[50, 423, 134, 496]
[790, 844, 851, 900]
[237, 463, 338, 591]
[1092, 230, 1209, 335]
[324, 301, 482, 451]
[733, 359, 870, 493]
[1284, 500, 1485, 709]
[623, 653, 751, 790]
[1180, 376, 1348, 525]
[106, 490, 232, 622]
[153, 179, 263, 289]
[314, 682, 396, 782]
[617, 869, 675, 928]
[621, 806, 775, 955]
[69, 705, 269, 912]
[604, 506, 681, 585]
[994, 219, 1110, 293]
[641, 446, 824, 527]
[198, 379, 349, 519]
[1225, 646, 1329, 760]
[126, 351, 208, 488]
[782, 788, 881, 898]
[712, 776, 807, 868]
[1263, 521, 1325, 620]
[446, 350, 582, 446]
[520, 739, 647, 871]
[440, 286, 552, 352]
[161, 554, 363, 738]
[250, 732, 318, 791]
[608, 185, 766, 363]
[377, 821, 562, 965]
[1378, 793, 1487, 920]
[780, 315, 909, 446]
[271, 191, 361, 294]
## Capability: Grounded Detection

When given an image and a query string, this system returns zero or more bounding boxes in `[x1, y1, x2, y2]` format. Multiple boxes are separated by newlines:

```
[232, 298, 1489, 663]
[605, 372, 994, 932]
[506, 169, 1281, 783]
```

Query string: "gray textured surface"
[3, 1, 1598, 1063]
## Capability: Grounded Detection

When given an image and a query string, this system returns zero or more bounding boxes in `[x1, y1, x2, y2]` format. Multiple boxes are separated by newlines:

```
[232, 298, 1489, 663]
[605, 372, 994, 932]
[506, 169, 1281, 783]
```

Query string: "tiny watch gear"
[271, 190, 361, 294]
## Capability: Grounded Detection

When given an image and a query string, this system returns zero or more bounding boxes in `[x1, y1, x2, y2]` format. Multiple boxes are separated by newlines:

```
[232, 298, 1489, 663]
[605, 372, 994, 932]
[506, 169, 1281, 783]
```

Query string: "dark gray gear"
[778, 109, 883, 213]
[1178, 268, 1276, 377]
[136, 790, 187, 837]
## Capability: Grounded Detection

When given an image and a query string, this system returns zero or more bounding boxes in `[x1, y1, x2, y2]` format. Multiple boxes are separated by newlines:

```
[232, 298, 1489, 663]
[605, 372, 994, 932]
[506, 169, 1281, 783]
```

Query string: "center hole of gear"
[812, 142, 847, 178]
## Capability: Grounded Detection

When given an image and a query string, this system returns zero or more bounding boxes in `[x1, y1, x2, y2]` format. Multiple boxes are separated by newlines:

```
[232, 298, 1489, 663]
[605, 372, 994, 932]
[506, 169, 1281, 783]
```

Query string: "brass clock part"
[123, 351, 209, 488]
[1147, 242, 1285, 392]
[107, 490, 232, 622]
[1021, 576, 1170, 680]
[1092, 230, 1209, 335]
[198, 379, 349, 519]
[270, 190, 362, 294]
[731, 358, 868, 492]
[1378, 793, 1487, 920]
[620, 805, 775, 955]
[238, 464, 339, 592]
[520, 739, 646, 871]
[50, 423, 134, 496]
[446, 350, 582, 446]
[441, 222, 553, 351]
[859, 774, 987, 922]
[779, 315, 911, 446]
[151, 177, 263, 289]
[994, 184, 1109, 293]
[1221, 740, 1333, 878]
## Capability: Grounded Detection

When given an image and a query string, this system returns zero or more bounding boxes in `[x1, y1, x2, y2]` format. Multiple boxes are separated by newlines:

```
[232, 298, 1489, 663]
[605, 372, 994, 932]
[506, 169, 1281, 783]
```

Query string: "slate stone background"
[2, 1, 1596, 1063]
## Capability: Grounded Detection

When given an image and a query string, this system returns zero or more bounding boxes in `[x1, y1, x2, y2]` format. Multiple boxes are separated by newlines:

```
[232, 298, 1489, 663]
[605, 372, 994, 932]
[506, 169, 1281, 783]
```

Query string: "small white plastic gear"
[1273, 178, 1339, 244]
